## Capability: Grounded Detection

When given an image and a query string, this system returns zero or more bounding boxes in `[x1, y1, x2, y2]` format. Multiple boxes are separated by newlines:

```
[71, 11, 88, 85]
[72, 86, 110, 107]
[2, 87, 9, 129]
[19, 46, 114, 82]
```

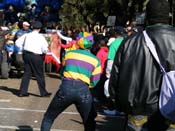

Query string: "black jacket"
[0, 30, 10, 50]
[109, 24, 175, 115]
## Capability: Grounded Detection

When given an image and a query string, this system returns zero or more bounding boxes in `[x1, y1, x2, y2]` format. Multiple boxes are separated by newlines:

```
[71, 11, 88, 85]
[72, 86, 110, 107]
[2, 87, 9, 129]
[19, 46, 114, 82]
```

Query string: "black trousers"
[19, 50, 48, 95]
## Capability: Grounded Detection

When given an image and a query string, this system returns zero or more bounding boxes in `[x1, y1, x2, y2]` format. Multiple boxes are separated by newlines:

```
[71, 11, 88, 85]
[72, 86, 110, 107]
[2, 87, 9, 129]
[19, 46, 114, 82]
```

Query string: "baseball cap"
[115, 26, 125, 35]
[23, 21, 30, 26]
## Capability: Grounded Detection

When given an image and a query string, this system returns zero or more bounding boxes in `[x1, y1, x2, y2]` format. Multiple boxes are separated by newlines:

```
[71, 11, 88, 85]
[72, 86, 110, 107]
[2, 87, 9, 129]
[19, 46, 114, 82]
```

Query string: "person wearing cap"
[15, 21, 51, 97]
[109, 0, 175, 130]
[14, 21, 32, 42]
[102, 27, 124, 116]
[41, 32, 102, 131]
[106, 27, 124, 79]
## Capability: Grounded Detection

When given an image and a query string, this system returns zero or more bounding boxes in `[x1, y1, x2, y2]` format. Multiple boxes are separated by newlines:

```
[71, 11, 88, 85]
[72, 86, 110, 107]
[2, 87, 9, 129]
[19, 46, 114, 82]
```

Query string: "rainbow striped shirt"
[63, 49, 102, 88]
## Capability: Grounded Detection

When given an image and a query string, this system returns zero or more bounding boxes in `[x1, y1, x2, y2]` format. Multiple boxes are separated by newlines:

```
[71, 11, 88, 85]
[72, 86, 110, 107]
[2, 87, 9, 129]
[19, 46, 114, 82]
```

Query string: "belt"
[24, 50, 43, 56]
[62, 77, 89, 86]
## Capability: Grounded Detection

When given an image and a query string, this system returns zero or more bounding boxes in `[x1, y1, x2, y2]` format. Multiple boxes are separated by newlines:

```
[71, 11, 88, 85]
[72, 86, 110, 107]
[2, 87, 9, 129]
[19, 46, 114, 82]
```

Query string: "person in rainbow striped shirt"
[41, 32, 102, 131]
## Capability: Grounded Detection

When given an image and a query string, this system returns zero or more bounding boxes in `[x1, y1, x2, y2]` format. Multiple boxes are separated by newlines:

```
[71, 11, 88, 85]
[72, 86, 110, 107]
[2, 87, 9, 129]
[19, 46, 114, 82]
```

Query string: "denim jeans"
[41, 79, 97, 131]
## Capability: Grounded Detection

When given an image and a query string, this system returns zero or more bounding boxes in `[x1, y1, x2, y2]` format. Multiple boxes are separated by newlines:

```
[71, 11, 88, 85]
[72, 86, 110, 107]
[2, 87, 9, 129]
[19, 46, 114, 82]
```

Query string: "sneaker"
[93, 97, 100, 102]
[115, 109, 125, 116]
[40, 92, 52, 97]
[103, 109, 117, 115]
[103, 109, 125, 116]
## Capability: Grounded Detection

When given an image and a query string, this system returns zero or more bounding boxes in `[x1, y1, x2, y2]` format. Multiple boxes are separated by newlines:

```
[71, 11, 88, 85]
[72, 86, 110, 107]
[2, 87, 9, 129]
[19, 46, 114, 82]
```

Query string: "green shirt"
[107, 37, 124, 60]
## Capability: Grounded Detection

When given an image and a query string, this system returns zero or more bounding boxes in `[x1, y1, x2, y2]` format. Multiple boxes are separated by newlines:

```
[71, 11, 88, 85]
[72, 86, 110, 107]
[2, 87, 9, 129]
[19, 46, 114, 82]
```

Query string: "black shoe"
[18, 93, 29, 97]
[41, 92, 52, 97]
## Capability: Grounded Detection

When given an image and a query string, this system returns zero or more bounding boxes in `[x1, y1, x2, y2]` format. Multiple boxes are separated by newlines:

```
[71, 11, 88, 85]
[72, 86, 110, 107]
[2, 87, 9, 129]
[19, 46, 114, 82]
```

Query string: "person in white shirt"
[15, 21, 52, 97]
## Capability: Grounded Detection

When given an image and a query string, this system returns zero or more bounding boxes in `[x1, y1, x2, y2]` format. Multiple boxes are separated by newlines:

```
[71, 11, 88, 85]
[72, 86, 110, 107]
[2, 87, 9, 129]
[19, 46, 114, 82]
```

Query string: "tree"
[59, 0, 148, 29]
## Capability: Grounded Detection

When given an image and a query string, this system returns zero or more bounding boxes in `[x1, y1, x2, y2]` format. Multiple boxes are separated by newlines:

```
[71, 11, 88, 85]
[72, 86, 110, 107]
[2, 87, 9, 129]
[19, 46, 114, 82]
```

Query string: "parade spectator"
[96, 39, 108, 73]
[103, 27, 124, 115]
[15, 21, 51, 97]
[4, 4, 18, 26]
[41, 32, 101, 131]
[25, 3, 39, 23]
[44, 32, 62, 72]
[14, 21, 31, 41]
[106, 27, 124, 85]
[0, 27, 11, 65]
[109, 0, 175, 130]
[60, 31, 79, 51]
[90, 34, 104, 55]
[10, 22, 19, 38]
[92, 38, 108, 102]
[39, 5, 53, 27]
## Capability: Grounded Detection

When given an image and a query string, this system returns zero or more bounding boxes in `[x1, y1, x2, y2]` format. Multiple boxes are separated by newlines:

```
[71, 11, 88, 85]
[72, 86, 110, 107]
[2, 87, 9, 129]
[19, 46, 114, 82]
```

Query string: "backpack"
[143, 30, 175, 122]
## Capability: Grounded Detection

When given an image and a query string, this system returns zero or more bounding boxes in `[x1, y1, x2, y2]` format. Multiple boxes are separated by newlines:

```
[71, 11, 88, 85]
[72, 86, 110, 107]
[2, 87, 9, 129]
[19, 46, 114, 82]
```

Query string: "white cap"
[107, 38, 116, 46]
[23, 21, 30, 26]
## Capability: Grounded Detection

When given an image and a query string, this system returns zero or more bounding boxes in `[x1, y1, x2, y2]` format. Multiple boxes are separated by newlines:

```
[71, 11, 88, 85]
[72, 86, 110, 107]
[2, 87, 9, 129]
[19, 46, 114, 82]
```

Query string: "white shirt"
[15, 30, 48, 54]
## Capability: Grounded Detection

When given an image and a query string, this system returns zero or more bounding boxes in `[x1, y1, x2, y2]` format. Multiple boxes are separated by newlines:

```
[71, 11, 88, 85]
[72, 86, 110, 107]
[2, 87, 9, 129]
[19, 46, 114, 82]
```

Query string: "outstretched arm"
[57, 31, 72, 43]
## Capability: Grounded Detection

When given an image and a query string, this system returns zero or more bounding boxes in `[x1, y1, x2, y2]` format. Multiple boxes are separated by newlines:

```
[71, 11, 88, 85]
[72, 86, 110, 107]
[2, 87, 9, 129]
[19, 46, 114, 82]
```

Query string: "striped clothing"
[63, 49, 102, 88]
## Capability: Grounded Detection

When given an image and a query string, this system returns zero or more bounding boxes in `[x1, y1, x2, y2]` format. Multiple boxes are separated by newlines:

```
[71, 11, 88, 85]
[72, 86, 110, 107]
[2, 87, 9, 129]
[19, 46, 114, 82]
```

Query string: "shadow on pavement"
[0, 86, 19, 96]
[0, 86, 42, 97]
[46, 73, 62, 79]
[94, 99, 127, 131]
[16, 125, 33, 131]
[95, 115, 127, 131]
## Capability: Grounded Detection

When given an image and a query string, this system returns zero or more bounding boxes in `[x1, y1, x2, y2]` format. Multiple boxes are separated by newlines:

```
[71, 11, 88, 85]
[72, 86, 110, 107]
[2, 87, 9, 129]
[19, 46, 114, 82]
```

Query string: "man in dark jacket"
[0, 27, 10, 64]
[109, 0, 175, 130]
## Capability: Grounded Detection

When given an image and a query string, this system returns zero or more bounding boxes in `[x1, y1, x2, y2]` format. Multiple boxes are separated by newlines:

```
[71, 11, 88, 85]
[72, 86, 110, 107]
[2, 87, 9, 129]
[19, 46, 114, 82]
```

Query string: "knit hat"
[146, 0, 170, 25]
[76, 32, 93, 49]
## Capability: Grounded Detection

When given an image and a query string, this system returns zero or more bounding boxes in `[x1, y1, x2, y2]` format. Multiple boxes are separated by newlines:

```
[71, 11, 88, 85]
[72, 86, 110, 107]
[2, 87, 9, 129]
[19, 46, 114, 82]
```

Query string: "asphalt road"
[0, 72, 126, 131]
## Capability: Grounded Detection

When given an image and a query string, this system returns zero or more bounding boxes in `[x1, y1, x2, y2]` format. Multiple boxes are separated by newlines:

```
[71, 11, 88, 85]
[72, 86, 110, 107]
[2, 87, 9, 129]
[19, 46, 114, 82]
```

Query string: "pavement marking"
[0, 125, 77, 131]
[0, 107, 121, 118]
[0, 99, 11, 102]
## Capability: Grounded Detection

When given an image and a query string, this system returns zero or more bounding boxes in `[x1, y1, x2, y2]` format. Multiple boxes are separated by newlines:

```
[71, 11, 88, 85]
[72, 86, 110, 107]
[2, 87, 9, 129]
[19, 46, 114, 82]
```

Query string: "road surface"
[0, 72, 126, 131]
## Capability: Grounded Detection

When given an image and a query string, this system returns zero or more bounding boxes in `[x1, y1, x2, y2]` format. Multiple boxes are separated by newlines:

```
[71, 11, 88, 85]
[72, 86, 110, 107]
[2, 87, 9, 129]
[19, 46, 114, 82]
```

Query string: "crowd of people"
[0, 0, 175, 130]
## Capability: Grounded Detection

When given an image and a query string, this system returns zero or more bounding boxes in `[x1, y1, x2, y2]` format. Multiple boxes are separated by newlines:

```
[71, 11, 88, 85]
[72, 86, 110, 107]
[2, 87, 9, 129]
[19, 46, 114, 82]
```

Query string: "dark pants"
[92, 73, 107, 102]
[19, 51, 48, 95]
[41, 79, 97, 131]
[0, 50, 2, 64]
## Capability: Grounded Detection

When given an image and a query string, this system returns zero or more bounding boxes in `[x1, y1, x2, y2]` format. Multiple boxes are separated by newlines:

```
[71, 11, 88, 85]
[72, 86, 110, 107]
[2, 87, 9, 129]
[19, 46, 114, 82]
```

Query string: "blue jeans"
[41, 79, 97, 131]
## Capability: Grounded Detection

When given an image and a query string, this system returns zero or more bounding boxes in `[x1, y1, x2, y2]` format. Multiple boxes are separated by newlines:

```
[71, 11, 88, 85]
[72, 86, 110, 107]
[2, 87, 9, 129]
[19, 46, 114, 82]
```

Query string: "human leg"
[41, 81, 74, 131]
[19, 52, 32, 95]
[75, 83, 97, 131]
[92, 73, 107, 103]
[30, 54, 49, 95]
[84, 103, 97, 131]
